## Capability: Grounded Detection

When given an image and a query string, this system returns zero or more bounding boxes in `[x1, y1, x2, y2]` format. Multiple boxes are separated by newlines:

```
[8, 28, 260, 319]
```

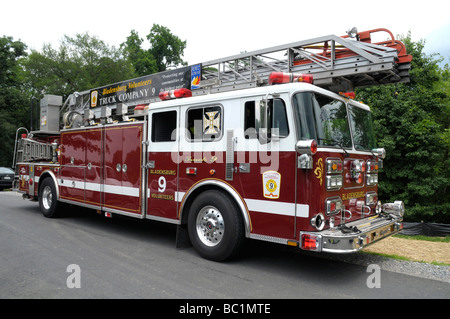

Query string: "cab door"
[147, 107, 179, 221]
[236, 95, 299, 239]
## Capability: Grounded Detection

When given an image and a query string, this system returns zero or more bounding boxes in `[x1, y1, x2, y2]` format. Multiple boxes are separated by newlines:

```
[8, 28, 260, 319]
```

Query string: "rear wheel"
[38, 177, 60, 218]
[188, 190, 244, 261]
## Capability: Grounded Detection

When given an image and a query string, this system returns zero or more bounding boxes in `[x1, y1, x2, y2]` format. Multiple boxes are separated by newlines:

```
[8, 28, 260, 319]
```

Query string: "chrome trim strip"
[146, 214, 181, 225]
[250, 233, 289, 245]
[103, 207, 145, 219]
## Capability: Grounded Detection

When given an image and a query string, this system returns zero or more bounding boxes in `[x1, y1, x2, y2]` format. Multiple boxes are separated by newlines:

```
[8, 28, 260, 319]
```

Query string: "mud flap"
[175, 224, 192, 249]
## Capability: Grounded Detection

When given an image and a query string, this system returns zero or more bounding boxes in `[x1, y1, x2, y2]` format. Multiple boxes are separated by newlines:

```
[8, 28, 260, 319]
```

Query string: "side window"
[244, 101, 257, 139]
[244, 98, 289, 140]
[187, 105, 222, 142]
[268, 99, 289, 137]
[151, 111, 177, 142]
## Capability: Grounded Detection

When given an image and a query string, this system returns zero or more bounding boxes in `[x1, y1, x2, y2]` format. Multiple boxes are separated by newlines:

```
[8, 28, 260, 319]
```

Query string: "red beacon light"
[159, 88, 192, 101]
[339, 92, 356, 100]
[134, 104, 150, 116]
[268, 72, 314, 85]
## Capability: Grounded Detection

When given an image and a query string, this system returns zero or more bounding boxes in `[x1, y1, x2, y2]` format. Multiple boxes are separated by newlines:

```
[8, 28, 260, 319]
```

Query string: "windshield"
[348, 103, 377, 151]
[293, 92, 352, 148]
[0, 167, 14, 174]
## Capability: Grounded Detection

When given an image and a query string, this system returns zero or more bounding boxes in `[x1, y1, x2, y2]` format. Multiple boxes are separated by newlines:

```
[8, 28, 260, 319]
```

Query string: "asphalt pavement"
[1, 191, 449, 303]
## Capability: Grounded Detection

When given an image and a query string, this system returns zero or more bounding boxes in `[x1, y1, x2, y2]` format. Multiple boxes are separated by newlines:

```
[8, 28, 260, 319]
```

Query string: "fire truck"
[13, 28, 411, 261]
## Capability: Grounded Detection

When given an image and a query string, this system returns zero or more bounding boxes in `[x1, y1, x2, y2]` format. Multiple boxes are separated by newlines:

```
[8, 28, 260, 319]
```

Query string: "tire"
[188, 190, 244, 261]
[38, 177, 60, 218]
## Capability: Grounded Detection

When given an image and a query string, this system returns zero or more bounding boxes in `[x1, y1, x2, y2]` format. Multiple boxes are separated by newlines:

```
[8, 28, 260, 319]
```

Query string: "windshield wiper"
[318, 138, 349, 158]
[354, 142, 369, 151]
[355, 143, 378, 157]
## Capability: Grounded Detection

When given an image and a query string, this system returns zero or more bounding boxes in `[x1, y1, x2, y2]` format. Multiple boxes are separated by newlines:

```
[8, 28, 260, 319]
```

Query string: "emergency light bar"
[159, 88, 192, 101]
[268, 72, 314, 85]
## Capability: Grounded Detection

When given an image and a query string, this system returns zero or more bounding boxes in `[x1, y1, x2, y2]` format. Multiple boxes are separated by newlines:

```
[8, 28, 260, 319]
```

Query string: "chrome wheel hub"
[196, 206, 225, 247]
[42, 186, 53, 210]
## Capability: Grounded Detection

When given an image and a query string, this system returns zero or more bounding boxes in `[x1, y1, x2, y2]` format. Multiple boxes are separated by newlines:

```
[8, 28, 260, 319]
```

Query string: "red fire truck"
[13, 28, 410, 261]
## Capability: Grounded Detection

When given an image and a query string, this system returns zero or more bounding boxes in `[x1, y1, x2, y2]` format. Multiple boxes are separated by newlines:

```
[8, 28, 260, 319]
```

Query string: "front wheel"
[38, 177, 60, 218]
[188, 190, 244, 261]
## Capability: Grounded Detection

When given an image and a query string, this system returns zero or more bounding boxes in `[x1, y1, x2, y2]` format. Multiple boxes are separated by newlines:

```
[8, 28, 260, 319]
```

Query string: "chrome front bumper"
[300, 214, 403, 253]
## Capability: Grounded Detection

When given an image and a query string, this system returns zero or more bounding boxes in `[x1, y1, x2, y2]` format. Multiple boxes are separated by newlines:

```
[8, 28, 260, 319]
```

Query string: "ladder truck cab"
[13, 28, 410, 261]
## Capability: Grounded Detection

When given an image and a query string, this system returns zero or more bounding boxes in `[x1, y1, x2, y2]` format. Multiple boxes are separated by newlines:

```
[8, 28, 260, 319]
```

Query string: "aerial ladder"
[60, 27, 411, 115]
[195, 27, 411, 95]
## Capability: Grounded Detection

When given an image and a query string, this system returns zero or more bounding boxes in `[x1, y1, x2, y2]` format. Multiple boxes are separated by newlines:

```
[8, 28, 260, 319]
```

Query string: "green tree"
[121, 24, 187, 76]
[0, 36, 29, 167]
[147, 24, 187, 72]
[121, 30, 158, 76]
[356, 33, 450, 223]
[23, 33, 135, 98]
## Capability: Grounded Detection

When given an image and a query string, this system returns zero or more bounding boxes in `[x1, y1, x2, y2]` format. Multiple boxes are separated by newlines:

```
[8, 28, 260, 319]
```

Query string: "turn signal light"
[366, 160, 379, 173]
[326, 158, 343, 173]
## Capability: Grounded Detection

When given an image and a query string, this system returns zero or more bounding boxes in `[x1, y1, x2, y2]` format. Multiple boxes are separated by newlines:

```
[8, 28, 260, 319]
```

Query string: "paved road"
[1, 191, 449, 303]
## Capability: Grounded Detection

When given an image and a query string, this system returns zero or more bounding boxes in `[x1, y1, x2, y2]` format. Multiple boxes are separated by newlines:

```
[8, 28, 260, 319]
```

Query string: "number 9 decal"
[158, 176, 166, 193]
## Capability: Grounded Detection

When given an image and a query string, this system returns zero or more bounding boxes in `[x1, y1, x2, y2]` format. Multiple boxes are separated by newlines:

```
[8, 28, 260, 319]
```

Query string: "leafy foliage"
[0, 36, 29, 167]
[22, 33, 135, 98]
[121, 30, 158, 76]
[357, 33, 450, 223]
[121, 24, 187, 76]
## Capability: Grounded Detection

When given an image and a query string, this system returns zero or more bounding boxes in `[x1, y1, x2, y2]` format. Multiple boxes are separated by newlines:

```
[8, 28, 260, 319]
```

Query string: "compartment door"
[103, 123, 143, 215]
